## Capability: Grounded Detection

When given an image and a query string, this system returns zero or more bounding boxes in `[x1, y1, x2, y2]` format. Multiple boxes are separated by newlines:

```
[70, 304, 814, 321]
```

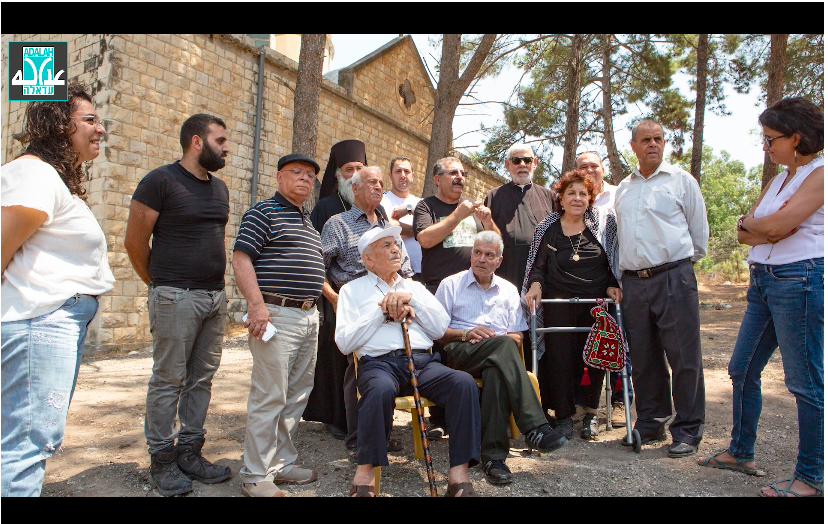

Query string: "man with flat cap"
[338, 226, 481, 497]
[232, 153, 326, 497]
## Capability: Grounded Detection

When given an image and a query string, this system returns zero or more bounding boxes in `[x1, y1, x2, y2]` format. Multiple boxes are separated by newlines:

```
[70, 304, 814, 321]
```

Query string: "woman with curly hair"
[698, 97, 823, 497]
[1, 83, 114, 496]
[522, 170, 622, 440]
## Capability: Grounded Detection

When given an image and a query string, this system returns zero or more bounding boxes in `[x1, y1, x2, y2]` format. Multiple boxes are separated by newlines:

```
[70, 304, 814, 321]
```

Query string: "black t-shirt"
[132, 161, 229, 290]
[413, 196, 483, 292]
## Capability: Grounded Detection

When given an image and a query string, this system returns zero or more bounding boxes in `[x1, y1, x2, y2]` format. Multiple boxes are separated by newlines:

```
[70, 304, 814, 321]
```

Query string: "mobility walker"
[530, 299, 641, 453]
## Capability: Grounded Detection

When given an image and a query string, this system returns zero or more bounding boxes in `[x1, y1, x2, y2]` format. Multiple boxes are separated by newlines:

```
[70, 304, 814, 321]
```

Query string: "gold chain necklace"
[568, 230, 584, 261]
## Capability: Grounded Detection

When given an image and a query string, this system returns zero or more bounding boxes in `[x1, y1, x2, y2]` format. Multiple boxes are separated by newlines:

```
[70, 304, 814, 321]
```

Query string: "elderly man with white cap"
[335, 226, 481, 497]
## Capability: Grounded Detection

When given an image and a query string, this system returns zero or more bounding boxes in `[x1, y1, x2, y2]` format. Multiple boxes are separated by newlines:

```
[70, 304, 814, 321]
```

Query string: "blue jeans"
[1, 294, 99, 497]
[728, 259, 823, 484]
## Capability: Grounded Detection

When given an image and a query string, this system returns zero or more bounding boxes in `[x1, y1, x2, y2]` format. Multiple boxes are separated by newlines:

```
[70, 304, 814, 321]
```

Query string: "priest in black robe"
[484, 143, 558, 290]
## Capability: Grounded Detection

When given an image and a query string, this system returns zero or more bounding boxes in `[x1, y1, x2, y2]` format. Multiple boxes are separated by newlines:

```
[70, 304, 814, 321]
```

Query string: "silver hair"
[475, 230, 504, 258]
[506, 143, 535, 158]
[631, 119, 664, 141]
[351, 166, 383, 187]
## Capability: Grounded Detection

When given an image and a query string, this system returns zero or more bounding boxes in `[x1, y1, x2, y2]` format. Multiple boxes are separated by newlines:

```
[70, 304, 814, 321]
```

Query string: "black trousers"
[355, 352, 481, 468]
[446, 336, 546, 463]
[541, 294, 606, 418]
[620, 260, 705, 445]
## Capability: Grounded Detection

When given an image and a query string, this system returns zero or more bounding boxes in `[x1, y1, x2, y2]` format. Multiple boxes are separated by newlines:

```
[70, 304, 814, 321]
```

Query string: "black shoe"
[483, 459, 513, 485]
[623, 423, 668, 446]
[525, 423, 567, 453]
[580, 413, 599, 440]
[668, 441, 699, 458]
[177, 439, 232, 484]
[150, 446, 193, 496]
[425, 424, 447, 439]
[551, 416, 574, 439]
[327, 424, 347, 440]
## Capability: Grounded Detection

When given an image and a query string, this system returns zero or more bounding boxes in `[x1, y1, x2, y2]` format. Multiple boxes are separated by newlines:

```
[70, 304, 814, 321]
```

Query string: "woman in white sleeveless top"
[697, 98, 823, 497]
[1, 84, 114, 496]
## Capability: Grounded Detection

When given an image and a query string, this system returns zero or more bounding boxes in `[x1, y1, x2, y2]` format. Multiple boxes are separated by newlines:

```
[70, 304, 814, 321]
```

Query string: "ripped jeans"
[1, 294, 98, 497]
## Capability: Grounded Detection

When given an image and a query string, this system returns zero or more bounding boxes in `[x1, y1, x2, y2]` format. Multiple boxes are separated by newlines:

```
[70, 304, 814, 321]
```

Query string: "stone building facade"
[1, 34, 508, 354]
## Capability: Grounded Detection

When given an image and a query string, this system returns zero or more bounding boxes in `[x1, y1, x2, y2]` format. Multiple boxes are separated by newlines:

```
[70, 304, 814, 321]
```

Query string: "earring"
[794, 147, 798, 163]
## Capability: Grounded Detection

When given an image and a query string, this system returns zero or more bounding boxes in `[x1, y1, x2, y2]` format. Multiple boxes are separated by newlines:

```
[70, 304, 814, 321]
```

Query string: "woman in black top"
[523, 170, 621, 440]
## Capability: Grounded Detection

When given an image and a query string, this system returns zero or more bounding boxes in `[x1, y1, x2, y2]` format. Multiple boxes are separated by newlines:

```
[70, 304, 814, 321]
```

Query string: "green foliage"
[678, 147, 761, 282]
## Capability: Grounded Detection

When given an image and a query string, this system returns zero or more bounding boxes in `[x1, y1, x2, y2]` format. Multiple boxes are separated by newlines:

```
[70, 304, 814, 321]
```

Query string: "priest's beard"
[337, 174, 355, 205]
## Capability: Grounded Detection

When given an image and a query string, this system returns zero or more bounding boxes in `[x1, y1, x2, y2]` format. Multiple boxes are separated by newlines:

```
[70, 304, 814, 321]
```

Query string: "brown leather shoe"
[611, 402, 626, 428]
[445, 482, 476, 497]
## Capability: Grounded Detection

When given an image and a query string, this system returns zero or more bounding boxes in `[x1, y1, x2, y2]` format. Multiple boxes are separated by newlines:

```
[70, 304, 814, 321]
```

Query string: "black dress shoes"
[483, 459, 512, 484]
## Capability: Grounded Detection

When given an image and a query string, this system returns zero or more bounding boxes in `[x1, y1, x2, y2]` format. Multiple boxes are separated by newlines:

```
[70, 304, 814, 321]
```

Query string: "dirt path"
[41, 283, 800, 497]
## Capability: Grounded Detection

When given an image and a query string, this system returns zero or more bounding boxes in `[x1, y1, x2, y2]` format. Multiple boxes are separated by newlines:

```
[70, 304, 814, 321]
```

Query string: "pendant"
[573, 254, 580, 261]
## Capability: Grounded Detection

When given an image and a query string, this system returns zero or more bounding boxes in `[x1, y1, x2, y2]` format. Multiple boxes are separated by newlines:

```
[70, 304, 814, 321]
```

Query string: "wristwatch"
[460, 329, 468, 342]
[737, 215, 747, 231]
[405, 203, 413, 215]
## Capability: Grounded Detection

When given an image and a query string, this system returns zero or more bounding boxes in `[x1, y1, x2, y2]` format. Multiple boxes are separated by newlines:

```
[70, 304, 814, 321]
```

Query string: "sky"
[329, 34, 769, 178]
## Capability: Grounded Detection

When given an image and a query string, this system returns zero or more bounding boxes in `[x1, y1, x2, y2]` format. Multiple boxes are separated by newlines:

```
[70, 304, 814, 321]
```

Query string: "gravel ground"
[40, 284, 804, 497]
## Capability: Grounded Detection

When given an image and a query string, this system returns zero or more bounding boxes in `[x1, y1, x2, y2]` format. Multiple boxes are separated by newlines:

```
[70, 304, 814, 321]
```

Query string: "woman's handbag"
[580, 299, 627, 385]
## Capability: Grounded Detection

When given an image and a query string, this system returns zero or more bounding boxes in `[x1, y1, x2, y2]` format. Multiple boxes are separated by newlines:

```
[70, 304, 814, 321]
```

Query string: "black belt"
[262, 293, 317, 311]
[624, 258, 690, 278]
[364, 348, 431, 361]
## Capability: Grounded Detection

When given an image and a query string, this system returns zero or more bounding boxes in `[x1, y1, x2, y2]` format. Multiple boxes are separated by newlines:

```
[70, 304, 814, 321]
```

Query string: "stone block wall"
[1, 34, 508, 355]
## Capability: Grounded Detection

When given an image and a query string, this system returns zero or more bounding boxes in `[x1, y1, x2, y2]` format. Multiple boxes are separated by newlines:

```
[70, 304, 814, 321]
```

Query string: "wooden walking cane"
[400, 318, 439, 497]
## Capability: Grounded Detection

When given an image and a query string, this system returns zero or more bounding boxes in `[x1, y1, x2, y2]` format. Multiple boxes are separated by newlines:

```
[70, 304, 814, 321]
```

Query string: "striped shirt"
[435, 269, 528, 335]
[321, 204, 414, 289]
[233, 192, 324, 300]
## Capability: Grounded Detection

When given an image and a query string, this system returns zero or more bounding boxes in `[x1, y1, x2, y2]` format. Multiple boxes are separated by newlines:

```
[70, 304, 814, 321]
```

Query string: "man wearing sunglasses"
[484, 144, 557, 292]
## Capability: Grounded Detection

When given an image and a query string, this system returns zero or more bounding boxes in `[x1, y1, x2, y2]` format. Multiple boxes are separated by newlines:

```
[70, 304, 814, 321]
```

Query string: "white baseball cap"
[357, 225, 402, 255]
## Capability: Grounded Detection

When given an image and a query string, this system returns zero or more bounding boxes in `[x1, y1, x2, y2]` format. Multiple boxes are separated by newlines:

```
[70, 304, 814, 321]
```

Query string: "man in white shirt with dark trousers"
[614, 119, 709, 458]
[335, 226, 481, 497]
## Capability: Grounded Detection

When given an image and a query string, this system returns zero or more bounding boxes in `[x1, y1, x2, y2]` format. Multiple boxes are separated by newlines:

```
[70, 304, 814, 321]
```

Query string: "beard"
[337, 173, 355, 205]
[512, 171, 532, 185]
[198, 144, 226, 172]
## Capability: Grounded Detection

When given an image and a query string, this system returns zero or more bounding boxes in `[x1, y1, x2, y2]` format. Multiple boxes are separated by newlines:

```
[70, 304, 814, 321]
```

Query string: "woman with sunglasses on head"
[698, 97, 823, 497]
[522, 170, 622, 441]
[1, 83, 114, 496]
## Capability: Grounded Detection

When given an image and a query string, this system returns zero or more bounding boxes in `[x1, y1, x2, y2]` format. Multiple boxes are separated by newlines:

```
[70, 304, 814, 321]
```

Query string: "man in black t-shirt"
[413, 156, 500, 437]
[125, 114, 231, 497]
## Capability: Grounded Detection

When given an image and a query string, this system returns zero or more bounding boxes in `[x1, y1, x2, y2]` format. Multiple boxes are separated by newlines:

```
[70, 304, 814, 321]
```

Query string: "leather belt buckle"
[301, 300, 312, 311]
[636, 269, 651, 278]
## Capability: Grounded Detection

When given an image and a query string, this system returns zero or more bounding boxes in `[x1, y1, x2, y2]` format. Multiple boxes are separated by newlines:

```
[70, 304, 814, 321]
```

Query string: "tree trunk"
[690, 34, 708, 186]
[762, 33, 788, 188]
[561, 34, 584, 174]
[292, 34, 327, 211]
[601, 34, 625, 184]
[422, 34, 497, 198]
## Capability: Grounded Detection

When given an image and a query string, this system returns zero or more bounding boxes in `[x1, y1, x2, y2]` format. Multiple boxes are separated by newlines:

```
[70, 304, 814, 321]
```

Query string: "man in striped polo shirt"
[232, 153, 326, 498]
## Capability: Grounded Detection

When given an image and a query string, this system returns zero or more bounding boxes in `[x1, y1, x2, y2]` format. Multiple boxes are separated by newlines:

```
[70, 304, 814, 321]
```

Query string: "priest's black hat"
[318, 139, 367, 200]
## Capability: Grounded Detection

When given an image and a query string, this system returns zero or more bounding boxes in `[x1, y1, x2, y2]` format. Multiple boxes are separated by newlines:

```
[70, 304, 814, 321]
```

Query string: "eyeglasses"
[71, 115, 105, 130]
[763, 134, 788, 147]
[510, 156, 534, 165]
[285, 168, 315, 179]
[439, 168, 466, 177]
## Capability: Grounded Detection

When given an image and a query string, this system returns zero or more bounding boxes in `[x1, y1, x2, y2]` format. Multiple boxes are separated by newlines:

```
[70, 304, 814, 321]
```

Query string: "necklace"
[568, 231, 584, 261]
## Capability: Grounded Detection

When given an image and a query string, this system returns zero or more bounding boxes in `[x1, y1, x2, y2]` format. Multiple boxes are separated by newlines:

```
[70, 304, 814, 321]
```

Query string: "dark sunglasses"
[510, 156, 534, 165]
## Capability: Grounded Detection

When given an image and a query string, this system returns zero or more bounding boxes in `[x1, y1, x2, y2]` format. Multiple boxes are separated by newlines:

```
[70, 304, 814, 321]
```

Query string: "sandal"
[349, 484, 375, 497]
[760, 477, 824, 498]
[698, 451, 766, 477]
[444, 482, 476, 497]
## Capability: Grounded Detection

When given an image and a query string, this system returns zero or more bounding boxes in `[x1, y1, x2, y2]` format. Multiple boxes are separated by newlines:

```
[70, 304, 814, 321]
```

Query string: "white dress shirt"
[435, 269, 528, 334]
[614, 161, 709, 271]
[335, 271, 450, 359]
[594, 181, 618, 209]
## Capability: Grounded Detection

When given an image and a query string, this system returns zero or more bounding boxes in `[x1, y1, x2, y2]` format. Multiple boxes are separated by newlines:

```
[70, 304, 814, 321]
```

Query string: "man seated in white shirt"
[335, 226, 481, 497]
[435, 231, 567, 486]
